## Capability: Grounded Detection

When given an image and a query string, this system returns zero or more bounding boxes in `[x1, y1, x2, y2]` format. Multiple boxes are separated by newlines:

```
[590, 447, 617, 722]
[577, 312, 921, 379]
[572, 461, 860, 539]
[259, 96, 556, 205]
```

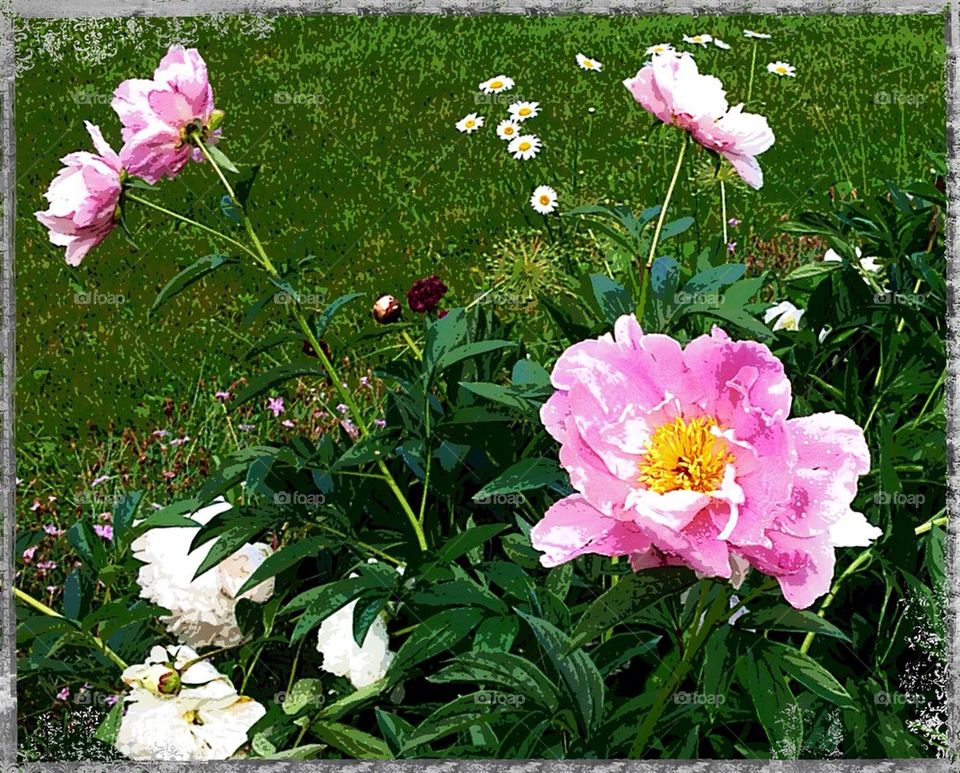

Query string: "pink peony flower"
[113, 46, 221, 183]
[35, 122, 123, 266]
[623, 51, 774, 189]
[530, 315, 879, 609]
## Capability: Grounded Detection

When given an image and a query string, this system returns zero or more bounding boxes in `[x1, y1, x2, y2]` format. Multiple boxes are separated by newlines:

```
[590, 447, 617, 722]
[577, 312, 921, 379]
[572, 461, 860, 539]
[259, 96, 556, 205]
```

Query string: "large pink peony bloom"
[35, 121, 123, 266]
[624, 50, 775, 189]
[113, 46, 220, 183]
[530, 315, 880, 609]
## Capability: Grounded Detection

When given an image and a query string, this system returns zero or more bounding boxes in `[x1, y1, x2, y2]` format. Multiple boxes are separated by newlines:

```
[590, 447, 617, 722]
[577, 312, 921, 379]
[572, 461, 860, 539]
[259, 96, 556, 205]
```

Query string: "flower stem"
[628, 581, 726, 758]
[720, 180, 728, 246]
[638, 135, 688, 320]
[124, 192, 258, 260]
[13, 587, 128, 671]
[401, 330, 423, 360]
[747, 41, 758, 103]
[191, 137, 427, 552]
[799, 549, 874, 655]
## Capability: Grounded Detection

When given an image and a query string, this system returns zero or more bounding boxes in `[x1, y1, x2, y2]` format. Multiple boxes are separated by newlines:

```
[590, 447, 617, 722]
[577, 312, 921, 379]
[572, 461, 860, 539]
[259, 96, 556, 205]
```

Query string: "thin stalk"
[14, 587, 128, 671]
[124, 192, 258, 260]
[720, 180, 728, 246]
[799, 549, 874, 655]
[628, 583, 727, 758]
[747, 41, 758, 102]
[638, 135, 688, 320]
[192, 137, 426, 551]
[401, 330, 423, 360]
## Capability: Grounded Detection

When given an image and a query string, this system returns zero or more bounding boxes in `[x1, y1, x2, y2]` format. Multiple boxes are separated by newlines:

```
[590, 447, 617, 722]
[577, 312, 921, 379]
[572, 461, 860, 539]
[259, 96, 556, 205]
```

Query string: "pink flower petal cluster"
[624, 50, 775, 189]
[34, 122, 123, 266]
[113, 46, 220, 183]
[530, 315, 880, 609]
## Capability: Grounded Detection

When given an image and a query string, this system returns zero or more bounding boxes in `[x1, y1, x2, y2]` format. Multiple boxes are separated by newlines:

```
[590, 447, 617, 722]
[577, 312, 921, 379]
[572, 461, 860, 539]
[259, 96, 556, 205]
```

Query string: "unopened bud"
[372, 295, 402, 324]
[208, 109, 225, 132]
[122, 663, 181, 697]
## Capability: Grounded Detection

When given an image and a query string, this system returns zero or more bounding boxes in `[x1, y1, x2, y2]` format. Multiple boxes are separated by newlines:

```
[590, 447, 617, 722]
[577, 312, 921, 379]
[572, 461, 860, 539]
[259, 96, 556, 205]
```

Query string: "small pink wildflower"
[267, 396, 285, 416]
[91, 475, 110, 488]
[93, 524, 114, 541]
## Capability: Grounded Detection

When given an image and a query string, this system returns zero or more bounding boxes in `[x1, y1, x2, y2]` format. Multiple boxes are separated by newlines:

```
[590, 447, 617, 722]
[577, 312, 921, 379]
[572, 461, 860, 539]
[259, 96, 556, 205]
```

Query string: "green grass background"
[15, 13, 945, 440]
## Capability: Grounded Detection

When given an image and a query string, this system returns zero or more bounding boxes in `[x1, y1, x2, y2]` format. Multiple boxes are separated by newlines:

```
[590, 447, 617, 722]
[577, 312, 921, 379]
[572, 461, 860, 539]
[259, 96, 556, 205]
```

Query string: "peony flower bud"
[372, 295, 402, 324]
[122, 662, 181, 697]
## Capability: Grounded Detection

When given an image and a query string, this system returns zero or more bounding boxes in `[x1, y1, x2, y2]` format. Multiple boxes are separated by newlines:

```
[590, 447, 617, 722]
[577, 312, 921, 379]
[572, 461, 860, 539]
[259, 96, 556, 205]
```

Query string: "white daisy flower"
[315, 561, 401, 689]
[764, 300, 805, 331]
[767, 61, 796, 77]
[646, 43, 674, 56]
[530, 185, 558, 214]
[115, 644, 266, 761]
[682, 34, 713, 47]
[713, 38, 731, 49]
[576, 53, 602, 71]
[508, 134, 542, 161]
[479, 75, 514, 94]
[744, 29, 772, 39]
[496, 119, 521, 141]
[455, 113, 484, 133]
[131, 498, 274, 648]
[508, 101, 540, 122]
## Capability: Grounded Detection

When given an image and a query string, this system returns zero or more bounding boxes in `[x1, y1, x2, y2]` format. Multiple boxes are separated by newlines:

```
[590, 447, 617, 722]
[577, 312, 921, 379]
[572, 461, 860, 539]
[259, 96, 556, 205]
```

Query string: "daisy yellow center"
[490, 80, 504, 89]
[584, 60, 594, 67]
[504, 126, 514, 134]
[776, 66, 787, 74]
[539, 195, 551, 204]
[638, 415, 732, 494]
[518, 141, 532, 151]
[465, 120, 475, 127]
[519, 107, 531, 116]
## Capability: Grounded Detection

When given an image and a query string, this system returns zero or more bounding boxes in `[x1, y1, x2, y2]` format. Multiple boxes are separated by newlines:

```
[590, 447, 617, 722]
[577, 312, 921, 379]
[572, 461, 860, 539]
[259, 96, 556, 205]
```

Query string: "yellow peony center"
[638, 415, 732, 494]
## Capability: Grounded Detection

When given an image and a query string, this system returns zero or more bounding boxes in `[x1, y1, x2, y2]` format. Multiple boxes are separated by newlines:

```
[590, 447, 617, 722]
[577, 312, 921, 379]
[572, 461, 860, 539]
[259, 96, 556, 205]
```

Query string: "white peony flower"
[132, 498, 274, 648]
[764, 300, 805, 331]
[316, 562, 399, 689]
[116, 644, 265, 761]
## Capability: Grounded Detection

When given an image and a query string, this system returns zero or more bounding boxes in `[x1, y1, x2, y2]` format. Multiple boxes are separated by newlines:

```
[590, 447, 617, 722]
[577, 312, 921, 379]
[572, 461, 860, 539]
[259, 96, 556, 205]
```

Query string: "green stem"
[313, 522, 404, 567]
[799, 549, 874, 655]
[192, 137, 426, 551]
[914, 512, 948, 536]
[401, 330, 423, 360]
[747, 41, 758, 103]
[639, 135, 688, 321]
[720, 180, 728, 246]
[628, 582, 726, 758]
[14, 587, 128, 671]
[124, 192, 258, 260]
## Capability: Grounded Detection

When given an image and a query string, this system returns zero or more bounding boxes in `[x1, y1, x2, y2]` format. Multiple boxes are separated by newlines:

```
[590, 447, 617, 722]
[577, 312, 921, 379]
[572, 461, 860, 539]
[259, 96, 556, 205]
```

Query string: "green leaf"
[285, 577, 377, 643]
[434, 524, 507, 565]
[770, 644, 854, 707]
[111, 491, 143, 548]
[410, 580, 507, 615]
[400, 694, 504, 752]
[390, 607, 485, 676]
[150, 254, 238, 314]
[736, 646, 802, 753]
[746, 605, 850, 641]
[352, 594, 390, 648]
[518, 611, 605, 735]
[375, 709, 417, 756]
[236, 536, 332, 596]
[590, 274, 634, 324]
[235, 163, 261, 207]
[568, 567, 696, 650]
[263, 744, 326, 760]
[682, 263, 746, 295]
[315, 293, 363, 339]
[784, 261, 841, 283]
[473, 457, 564, 502]
[474, 615, 520, 653]
[650, 256, 680, 302]
[93, 698, 124, 745]
[659, 216, 695, 239]
[203, 141, 239, 173]
[189, 510, 275, 578]
[436, 340, 516, 371]
[311, 721, 391, 759]
[282, 678, 325, 715]
[428, 651, 561, 713]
